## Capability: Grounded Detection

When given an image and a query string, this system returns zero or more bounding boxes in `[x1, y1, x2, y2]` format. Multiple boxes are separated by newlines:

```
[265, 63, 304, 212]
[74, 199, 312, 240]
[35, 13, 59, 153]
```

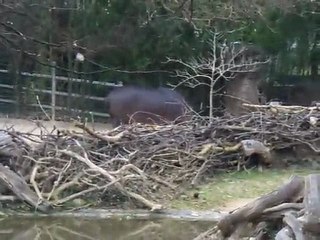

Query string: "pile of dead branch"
[194, 174, 320, 240]
[0, 103, 318, 212]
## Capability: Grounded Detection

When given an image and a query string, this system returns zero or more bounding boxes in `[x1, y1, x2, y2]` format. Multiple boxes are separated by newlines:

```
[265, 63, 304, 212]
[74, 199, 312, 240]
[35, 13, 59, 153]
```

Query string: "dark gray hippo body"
[105, 86, 190, 127]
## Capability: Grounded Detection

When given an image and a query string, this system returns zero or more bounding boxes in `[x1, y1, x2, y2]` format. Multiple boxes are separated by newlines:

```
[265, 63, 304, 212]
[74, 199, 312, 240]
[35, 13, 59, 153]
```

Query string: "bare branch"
[167, 31, 269, 121]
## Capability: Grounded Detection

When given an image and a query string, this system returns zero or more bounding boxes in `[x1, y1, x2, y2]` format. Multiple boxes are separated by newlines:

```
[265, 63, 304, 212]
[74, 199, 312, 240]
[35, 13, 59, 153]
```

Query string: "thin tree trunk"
[209, 76, 214, 122]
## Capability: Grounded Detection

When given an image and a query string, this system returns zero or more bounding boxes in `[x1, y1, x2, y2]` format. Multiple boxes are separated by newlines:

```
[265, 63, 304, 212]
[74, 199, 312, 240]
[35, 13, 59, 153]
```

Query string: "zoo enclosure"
[0, 65, 123, 122]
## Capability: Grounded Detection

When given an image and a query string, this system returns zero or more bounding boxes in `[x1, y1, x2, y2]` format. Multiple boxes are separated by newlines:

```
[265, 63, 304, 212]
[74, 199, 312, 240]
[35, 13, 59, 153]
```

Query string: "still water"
[0, 217, 213, 240]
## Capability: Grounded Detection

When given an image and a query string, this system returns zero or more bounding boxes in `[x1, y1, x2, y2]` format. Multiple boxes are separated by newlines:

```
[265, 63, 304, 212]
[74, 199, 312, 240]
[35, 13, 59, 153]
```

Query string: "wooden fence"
[0, 66, 123, 121]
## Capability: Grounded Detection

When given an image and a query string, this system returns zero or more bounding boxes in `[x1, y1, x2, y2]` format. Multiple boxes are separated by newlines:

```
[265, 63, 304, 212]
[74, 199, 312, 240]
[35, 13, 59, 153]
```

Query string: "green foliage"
[250, 2, 319, 77]
[0, 0, 319, 87]
[65, 0, 205, 86]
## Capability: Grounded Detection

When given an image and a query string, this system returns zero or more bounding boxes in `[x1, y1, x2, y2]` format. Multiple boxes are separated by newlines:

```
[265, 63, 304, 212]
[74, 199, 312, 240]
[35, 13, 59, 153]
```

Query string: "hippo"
[105, 86, 191, 127]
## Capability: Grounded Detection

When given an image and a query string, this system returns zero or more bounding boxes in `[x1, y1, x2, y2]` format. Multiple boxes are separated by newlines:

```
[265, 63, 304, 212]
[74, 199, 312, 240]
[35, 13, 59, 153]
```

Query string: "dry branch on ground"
[194, 174, 320, 240]
[0, 105, 318, 212]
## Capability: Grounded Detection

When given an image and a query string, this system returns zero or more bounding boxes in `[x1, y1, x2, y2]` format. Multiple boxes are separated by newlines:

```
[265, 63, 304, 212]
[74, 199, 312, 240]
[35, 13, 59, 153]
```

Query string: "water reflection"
[0, 217, 212, 240]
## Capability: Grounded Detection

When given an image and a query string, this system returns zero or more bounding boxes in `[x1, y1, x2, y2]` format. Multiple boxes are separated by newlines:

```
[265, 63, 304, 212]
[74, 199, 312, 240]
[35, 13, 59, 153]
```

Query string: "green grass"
[170, 168, 320, 211]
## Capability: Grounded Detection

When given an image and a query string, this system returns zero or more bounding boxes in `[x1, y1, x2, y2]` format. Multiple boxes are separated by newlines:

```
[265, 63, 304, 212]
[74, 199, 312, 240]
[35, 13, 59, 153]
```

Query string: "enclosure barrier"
[0, 67, 123, 120]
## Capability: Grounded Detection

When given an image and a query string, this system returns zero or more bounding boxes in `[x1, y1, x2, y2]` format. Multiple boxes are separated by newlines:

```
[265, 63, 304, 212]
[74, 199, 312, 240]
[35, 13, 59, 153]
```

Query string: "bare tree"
[167, 31, 270, 123]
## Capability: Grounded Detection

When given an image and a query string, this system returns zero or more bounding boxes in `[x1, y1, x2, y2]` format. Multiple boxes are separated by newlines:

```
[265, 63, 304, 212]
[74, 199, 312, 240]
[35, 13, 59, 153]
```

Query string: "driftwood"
[195, 174, 320, 239]
[0, 104, 318, 212]
[282, 212, 304, 240]
[243, 103, 320, 112]
[301, 174, 320, 238]
[0, 131, 51, 212]
[2, 208, 225, 222]
[275, 227, 293, 240]
[0, 131, 22, 158]
[217, 175, 304, 237]
[0, 164, 50, 212]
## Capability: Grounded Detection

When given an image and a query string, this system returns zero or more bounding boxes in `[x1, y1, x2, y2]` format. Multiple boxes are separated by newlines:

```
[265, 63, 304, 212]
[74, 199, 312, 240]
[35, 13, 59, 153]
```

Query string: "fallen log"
[0, 131, 21, 158]
[275, 174, 320, 240]
[1, 208, 224, 222]
[195, 174, 320, 240]
[275, 227, 294, 240]
[301, 174, 320, 237]
[0, 164, 51, 212]
[283, 212, 304, 240]
[217, 175, 305, 237]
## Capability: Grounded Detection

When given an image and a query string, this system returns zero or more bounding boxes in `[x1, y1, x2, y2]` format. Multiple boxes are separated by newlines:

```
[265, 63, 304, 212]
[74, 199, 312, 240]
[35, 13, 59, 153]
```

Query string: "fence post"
[51, 61, 56, 121]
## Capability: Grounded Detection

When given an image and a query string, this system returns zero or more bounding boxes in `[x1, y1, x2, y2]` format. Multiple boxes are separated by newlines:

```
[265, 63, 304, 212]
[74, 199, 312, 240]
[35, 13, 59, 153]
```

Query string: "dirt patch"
[0, 117, 112, 134]
[218, 198, 254, 212]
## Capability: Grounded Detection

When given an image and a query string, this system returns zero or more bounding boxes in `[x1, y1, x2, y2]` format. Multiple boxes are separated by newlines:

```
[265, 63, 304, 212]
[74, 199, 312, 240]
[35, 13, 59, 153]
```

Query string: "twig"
[55, 177, 126, 205]
[47, 172, 83, 201]
[36, 95, 52, 121]
[263, 203, 304, 214]
[58, 149, 163, 211]
[74, 123, 127, 142]
[30, 164, 43, 200]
